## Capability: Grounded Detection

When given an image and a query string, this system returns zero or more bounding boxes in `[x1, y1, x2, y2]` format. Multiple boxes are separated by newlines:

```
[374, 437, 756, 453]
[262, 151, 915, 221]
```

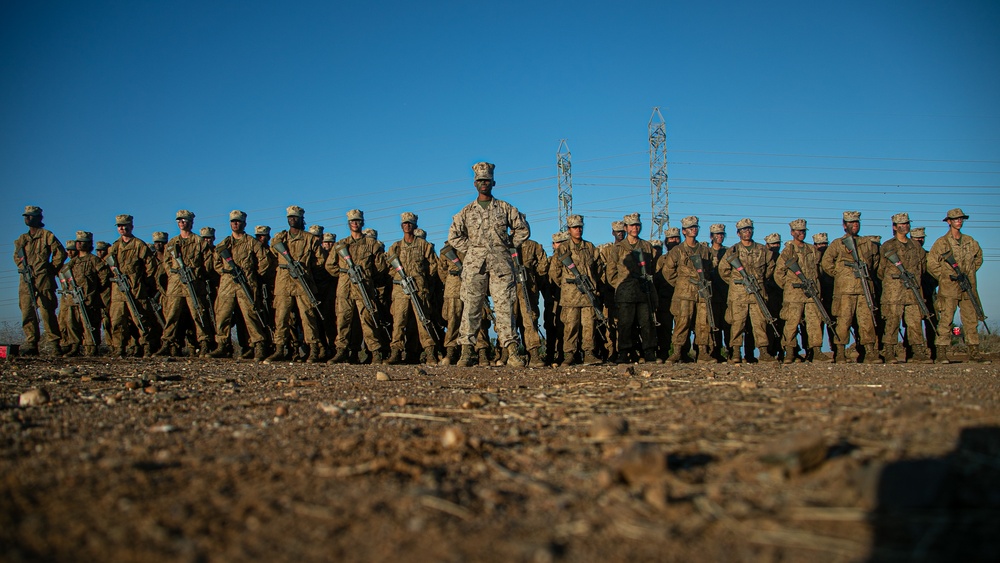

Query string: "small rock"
[613, 443, 668, 486]
[375, 371, 390, 381]
[590, 415, 629, 440]
[149, 424, 177, 433]
[619, 365, 635, 376]
[125, 381, 139, 390]
[441, 426, 465, 449]
[19, 388, 50, 407]
[462, 394, 488, 409]
[318, 402, 343, 415]
[275, 405, 288, 417]
[740, 380, 758, 390]
[144, 386, 159, 394]
[640, 370, 652, 378]
[58, 366, 78, 376]
[390, 397, 407, 407]
[413, 367, 427, 376]
[760, 430, 828, 475]
[627, 380, 643, 390]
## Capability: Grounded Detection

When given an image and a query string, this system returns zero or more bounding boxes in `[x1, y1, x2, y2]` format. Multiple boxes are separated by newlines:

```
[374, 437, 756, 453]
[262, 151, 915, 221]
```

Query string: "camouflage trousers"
[616, 300, 656, 352]
[442, 296, 490, 350]
[274, 294, 323, 347]
[214, 289, 268, 346]
[459, 269, 517, 348]
[60, 301, 101, 348]
[561, 305, 595, 354]
[19, 284, 61, 348]
[671, 298, 712, 348]
[727, 301, 770, 350]
[882, 302, 926, 347]
[515, 289, 543, 349]
[780, 301, 825, 349]
[390, 287, 435, 351]
[163, 293, 214, 345]
[110, 294, 150, 348]
[334, 297, 386, 353]
[835, 294, 877, 346]
[936, 295, 980, 346]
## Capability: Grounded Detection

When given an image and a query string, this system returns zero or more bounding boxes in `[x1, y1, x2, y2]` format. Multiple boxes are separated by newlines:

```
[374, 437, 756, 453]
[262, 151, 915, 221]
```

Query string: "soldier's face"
[97, 248, 108, 259]
[843, 221, 860, 235]
[402, 222, 415, 235]
[256, 234, 270, 246]
[947, 218, 964, 230]
[322, 241, 334, 251]
[349, 219, 363, 233]
[475, 179, 494, 197]
[913, 237, 924, 247]
[569, 225, 583, 242]
[231, 219, 245, 234]
[791, 229, 805, 242]
[154, 242, 165, 252]
[711, 233, 724, 245]
[816, 242, 828, 251]
[287, 216, 304, 230]
[613, 230, 625, 242]
[768, 242, 780, 251]
[626, 224, 641, 238]
[683, 226, 698, 240]
[117, 224, 133, 237]
[738, 227, 753, 242]
[177, 218, 193, 232]
[894, 222, 910, 236]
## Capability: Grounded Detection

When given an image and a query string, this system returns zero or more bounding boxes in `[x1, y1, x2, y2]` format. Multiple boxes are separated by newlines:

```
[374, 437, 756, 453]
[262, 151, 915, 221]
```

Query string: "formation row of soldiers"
[13, 164, 989, 366]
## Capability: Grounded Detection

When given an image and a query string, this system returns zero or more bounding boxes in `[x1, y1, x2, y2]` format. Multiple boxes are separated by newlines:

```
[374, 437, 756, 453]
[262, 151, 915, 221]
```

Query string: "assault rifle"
[168, 246, 209, 330]
[558, 253, 607, 329]
[784, 257, 836, 327]
[689, 253, 718, 332]
[58, 267, 97, 346]
[443, 247, 463, 275]
[942, 251, 990, 334]
[388, 255, 441, 344]
[885, 251, 935, 331]
[727, 254, 780, 338]
[218, 247, 273, 337]
[633, 249, 660, 326]
[842, 236, 878, 330]
[15, 246, 39, 323]
[105, 255, 147, 335]
[274, 241, 324, 320]
[509, 247, 540, 332]
[336, 246, 387, 335]
[148, 291, 167, 329]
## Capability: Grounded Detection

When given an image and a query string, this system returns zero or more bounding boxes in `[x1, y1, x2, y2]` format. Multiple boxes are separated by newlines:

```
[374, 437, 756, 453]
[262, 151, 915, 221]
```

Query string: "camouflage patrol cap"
[664, 227, 681, 238]
[116, 214, 134, 226]
[414, 228, 426, 239]
[623, 212, 641, 226]
[75, 230, 93, 243]
[363, 228, 377, 239]
[842, 210, 861, 222]
[229, 210, 247, 222]
[322, 233, 337, 243]
[22, 205, 42, 217]
[552, 231, 570, 243]
[611, 221, 625, 232]
[199, 227, 215, 239]
[736, 218, 754, 230]
[789, 219, 807, 231]
[567, 214, 584, 228]
[95, 241, 110, 251]
[764, 233, 781, 244]
[651, 240, 663, 248]
[254, 225, 271, 236]
[176, 209, 195, 221]
[680, 216, 699, 229]
[286, 205, 305, 218]
[308, 224, 324, 237]
[812, 232, 829, 244]
[400, 212, 418, 225]
[944, 208, 969, 221]
[472, 161, 495, 181]
[152, 231, 168, 243]
[891, 212, 910, 224]
[347, 209, 364, 221]
[709, 223, 726, 234]
[910, 227, 926, 238]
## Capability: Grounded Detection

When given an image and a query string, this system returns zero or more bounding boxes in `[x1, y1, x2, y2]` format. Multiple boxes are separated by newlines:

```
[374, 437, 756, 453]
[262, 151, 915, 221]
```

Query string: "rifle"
[885, 251, 935, 331]
[168, 245, 209, 330]
[58, 267, 97, 346]
[443, 247, 463, 275]
[842, 236, 879, 330]
[558, 253, 607, 329]
[218, 247, 273, 337]
[204, 280, 217, 329]
[689, 253, 718, 332]
[273, 241, 324, 320]
[336, 245, 387, 335]
[509, 247, 540, 332]
[388, 254, 442, 344]
[784, 257, 836, 327]
[148, 291, 167, 329]
[260, 283, 273, 324]
[942, 251, 990, 334]
[727, 254, 780, 338]
[105, 255, 147, 335]
[632, 249, 660, 326]
[15, 246, 39, 323]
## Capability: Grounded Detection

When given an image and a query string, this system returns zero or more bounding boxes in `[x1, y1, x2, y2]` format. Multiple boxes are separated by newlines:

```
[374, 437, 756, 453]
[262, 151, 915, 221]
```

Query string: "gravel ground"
[2, 355, 999, 562]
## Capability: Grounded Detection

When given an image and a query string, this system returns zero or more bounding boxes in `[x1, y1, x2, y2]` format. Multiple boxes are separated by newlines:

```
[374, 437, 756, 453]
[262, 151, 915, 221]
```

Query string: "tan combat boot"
[911, 345, 933, 364]
[506, 344, 525, 367]
[936, 346, 951, 364]
[423, 346, 439, 365]
[811, 347, 832, 363]
[833, 345, 847, 364]
[968, 345, 992, 364]
[528, 347, 546, 367]
[883, 344, 899, 364]
[385, 349, 403, 365]
[782, 347, 796, 364]
[757, 347, 777, 363]
[457, 345, 475, 367]
[583, 350, 603, 365]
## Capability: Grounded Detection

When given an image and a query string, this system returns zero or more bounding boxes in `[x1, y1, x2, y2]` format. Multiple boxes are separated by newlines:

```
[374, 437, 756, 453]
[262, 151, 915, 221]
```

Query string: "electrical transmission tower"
[557, 139, 572, 232]
[648, 107, 669, 241]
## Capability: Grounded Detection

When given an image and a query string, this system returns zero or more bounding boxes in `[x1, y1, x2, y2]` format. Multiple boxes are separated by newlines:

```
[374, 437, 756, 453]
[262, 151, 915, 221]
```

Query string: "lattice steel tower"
[648, 107, 669, 241]
[557, 139, 572, 232]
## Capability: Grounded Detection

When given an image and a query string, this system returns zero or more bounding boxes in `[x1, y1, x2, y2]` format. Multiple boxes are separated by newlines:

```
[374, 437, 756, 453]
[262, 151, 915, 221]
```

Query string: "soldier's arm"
[447, 211, 470, 253]
[820, 243, 837, 278]
[509, 206, 530, 248]
[50, 233, 68, 272]
[972, 240, 984, 272]
[774, 249, 790, 287]
[718, 248, 734, 283]
[925, 240, 946, 281]
[763, 245, 776, 280]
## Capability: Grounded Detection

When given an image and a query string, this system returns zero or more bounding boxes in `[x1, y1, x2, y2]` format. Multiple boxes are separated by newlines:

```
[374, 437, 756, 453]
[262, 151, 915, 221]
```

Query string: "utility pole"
[648, 107, 669, 241]
[557, 139, 572, 232]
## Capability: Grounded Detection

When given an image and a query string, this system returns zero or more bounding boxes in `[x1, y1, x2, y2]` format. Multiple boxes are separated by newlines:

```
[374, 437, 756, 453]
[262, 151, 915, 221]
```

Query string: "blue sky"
[2, 1, 999, 329]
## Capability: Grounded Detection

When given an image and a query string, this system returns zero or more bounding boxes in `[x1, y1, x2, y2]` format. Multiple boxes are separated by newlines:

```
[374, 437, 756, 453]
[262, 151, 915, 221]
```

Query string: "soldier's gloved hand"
[792, 283, 805, 289]
[950, 275, 959, 281]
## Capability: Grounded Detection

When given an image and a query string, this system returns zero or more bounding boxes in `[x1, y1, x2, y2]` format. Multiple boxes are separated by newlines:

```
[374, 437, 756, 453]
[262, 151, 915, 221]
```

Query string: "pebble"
[125, 381, 139, 390]
[318, 402, 344, 415]
[19, 388, 50, 407]
[413, 367, 427, 376]
[759, 430, 827, 475]
[619, 365, 635, 376]
[58, 366, 78, 376]
[390, 397, 407, 407]
[375, 371, 390, 381]
[275, 405, 288, 417]
[441, 426, 465, 449]
[590, 415, 629, 440]
[640, 370, 652, 378]
[627, 380, 643, 390]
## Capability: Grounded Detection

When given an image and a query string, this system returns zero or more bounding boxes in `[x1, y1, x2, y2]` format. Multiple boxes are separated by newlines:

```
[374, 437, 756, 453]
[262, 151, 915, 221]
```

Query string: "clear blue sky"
[2, 1, 999, 329]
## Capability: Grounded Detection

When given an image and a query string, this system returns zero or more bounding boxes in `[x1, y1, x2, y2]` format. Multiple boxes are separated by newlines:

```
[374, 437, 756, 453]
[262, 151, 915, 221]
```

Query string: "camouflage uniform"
[330, 212, 389, 361]
[597, 238, 620, 360]
[545, 231, 570, 364]
[213, 211, 271, 357]
[607, 213, 658, 361]
[550, 216, 602, 365]
[514, 237, 548, 365]
[447, 162, 530, 365]
[708, 225, 730, 359]
[13, 206, 66, 353]
[878, 217, 929, 363]
[386, 212, 439, 363]
[108, 216, 157, 354]
[820, 212, 881, 361]
[95, 241, 113, 345]
[270, 209, 326, 360]
[57, 236, 78, 349]
[254, 225, 277, 332]
[60, 232, 110, 355]
[719, 220, 776, 361]
[662, 238, 715, 360]
[774, 222, 826, 359]
[927, 209, 985, 354]
[162, 211, 215, 354]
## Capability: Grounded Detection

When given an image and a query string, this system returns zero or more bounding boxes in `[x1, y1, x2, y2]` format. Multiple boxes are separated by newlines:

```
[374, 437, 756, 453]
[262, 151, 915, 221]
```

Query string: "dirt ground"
[2, 353, 999, 563]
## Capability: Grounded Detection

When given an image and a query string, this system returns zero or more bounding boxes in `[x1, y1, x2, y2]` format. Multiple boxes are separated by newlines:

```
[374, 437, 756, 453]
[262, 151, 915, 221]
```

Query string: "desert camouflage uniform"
[551, 237, 602, 361]
[878, 236, 928, 361]
[596, 242, 620, 359]
[330, 234, 388, 357]
[514, 238, 548, 359]
[821, 235, 881, 351]
[927, 233, 984, 346]
[774, 241, 826, 350]
[437, 245, 490, 362]
[108, 235, 157, 352]
[60, 250, 110, 354]
[272, 229, 326, 354]
[662, 242, 715, 355]
[213, 233, 271, 350]
[162, 234, 215, 351]
[387, 236, 439, 357]
[608, 239, 658, 358]
[719, 242, 776, 355]
[14, 228, 66, 351]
